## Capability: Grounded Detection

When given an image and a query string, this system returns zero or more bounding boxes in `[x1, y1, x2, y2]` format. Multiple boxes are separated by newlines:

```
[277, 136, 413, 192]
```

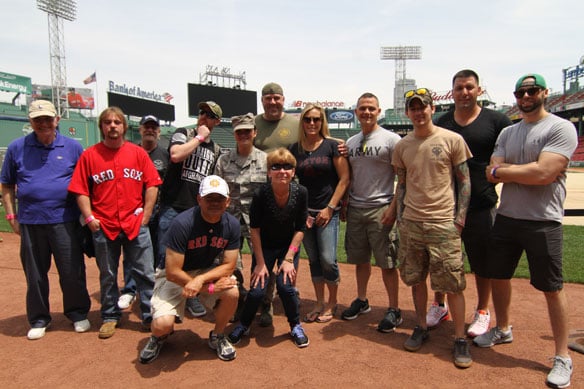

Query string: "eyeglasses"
[199, 110, 218, 119]
[270, 163, 294, 171]
[302, 117, 321, 124]
[513, 87, 541, 99]
[404, 88, 430, 98]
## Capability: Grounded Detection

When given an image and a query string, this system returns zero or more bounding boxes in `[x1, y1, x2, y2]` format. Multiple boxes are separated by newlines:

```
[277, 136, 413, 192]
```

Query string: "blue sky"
[1, 0, 582, 126]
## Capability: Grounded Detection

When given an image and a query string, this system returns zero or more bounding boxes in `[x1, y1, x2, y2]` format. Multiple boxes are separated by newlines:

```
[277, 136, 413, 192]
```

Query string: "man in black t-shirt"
[157, 101, 223, 317]
[428, 70, 512, 337]
[119, 114, 169, 310]
[139, 175, 241, 363]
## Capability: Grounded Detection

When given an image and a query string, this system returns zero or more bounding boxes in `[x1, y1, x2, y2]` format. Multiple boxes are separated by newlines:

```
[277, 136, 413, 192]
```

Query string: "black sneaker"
[341, 298, 371, 320]
[404, 326, 429, 352]
[139, 335, 165, 364]
[258, 303, 273, 327]
[228, 324, 250, 345]
[208, 331, 237, 361]
[290, 324, 309, 348]
[453, 338, 472, 368]
[377, 307, 403, 333]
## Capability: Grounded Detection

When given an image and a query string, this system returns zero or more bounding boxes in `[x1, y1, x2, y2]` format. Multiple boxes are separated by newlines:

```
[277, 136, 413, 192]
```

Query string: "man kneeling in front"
[139, 175, 241, 363]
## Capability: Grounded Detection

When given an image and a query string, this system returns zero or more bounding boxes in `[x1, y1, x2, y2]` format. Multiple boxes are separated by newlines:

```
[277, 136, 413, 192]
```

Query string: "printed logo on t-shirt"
[187, 235, 228, 250]
[92, 168, 145, 184]
[181, 146, 216, 184]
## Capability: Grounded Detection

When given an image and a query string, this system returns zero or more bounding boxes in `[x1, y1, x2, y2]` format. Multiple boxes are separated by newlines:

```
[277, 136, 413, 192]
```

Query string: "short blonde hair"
[267, 147, 297, 169]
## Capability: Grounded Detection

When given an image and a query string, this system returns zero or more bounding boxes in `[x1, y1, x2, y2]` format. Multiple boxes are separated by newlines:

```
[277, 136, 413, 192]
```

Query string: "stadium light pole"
[37, 0, 77, 117]
[380, 46, 421, 115]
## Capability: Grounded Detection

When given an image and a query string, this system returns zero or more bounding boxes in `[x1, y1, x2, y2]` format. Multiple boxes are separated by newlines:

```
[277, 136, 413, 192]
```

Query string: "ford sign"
[329, 110, 354, 123]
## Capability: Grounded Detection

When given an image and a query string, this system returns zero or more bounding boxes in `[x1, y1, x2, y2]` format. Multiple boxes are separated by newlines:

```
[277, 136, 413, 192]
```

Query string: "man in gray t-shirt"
[474, 74, 577, 388]
[340, 92, 403, 333]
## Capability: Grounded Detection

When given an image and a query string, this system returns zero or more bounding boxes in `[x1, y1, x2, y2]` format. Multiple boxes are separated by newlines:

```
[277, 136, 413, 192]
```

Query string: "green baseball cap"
[515, 73, 547, 91]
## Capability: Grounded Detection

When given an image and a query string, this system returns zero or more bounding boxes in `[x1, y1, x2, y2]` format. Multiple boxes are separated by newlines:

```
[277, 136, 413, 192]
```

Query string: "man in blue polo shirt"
[1, 100, 91, 340]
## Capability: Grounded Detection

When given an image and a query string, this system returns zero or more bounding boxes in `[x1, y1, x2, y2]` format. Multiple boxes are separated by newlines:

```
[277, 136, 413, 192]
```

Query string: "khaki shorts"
[344, 204, 398, 269]
[398, 219, 466, 293]
[151, 268, 224, 320]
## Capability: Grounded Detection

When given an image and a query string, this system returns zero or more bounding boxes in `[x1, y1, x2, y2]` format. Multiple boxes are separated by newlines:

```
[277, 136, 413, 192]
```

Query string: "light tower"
[37, 0, 77, 116]
[199, 65, 247, 90]
[380, 45, 421, 114]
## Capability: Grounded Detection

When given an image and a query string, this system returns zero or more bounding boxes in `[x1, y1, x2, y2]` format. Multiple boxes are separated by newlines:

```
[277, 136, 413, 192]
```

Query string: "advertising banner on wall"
[0, 71, 32, 94]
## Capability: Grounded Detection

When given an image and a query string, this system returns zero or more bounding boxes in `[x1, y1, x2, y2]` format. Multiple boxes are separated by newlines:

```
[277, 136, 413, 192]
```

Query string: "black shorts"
[486, 215, 563, 292]
[461, 207, 496, 277]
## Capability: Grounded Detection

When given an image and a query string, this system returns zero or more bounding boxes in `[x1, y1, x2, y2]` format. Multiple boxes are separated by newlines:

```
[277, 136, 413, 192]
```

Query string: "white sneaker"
[118, 293, 136, 309]
[547, 355, 572, 389]
[73, 319, 91, 333]
[27, 326, 48, 340]
[426, 302, 449, 328]
[467, 309, 490, 337]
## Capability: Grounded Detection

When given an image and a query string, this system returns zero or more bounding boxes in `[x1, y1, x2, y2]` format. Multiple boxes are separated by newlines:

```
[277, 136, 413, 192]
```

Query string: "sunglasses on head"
[404, 88, 430, 98]
[270, 163, 294, 171]
[302, 117, 321, 124]
[513, 87, 541, 99]
[199, 109, 218, 119]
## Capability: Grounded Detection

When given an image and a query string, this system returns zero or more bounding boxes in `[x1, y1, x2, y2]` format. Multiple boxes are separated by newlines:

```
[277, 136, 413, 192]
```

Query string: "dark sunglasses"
[302, 116, 321, 124]
[270, 163, 294, 171]
[199, 109, 218, 119]
[404, 88, 430, 98]
[513, 87, 541, 99]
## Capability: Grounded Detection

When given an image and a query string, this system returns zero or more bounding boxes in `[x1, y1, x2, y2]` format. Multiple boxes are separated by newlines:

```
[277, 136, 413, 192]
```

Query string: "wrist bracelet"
[208, 282, 215, 294]
[491, 166, 500, 179]
[195, 135, 205, 143]
[289, 245, 298, 253]
[5, 214, 16, 220]
[327, 203, 336, 211]
[85, 215, 95, 224]
[284, 257, 294, 264]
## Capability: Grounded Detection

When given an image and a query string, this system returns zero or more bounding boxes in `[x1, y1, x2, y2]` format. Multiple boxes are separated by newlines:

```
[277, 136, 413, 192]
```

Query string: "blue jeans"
[20, 222, 91, 327]
[156, 205, 181, 269]
[121, 205, 160, 295]
[239, 246, 300, 329]
[93, 226, 154, 323]
[303, 211, 340, 284]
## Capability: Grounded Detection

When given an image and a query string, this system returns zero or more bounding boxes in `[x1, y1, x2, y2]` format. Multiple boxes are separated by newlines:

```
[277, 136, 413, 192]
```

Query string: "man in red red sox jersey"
[69, 107, 162, 339]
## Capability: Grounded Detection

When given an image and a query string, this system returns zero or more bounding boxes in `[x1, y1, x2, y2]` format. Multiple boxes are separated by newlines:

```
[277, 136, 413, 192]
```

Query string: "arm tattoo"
[395, 167, 406, 222]
[454, 162, 471, 226]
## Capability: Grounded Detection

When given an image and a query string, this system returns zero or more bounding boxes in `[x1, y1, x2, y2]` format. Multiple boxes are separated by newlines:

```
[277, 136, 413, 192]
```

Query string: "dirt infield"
[0, 232, 582, 388]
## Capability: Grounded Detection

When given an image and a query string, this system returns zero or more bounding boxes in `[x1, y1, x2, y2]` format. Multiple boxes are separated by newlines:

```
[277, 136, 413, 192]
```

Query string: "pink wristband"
[289, 245, 298, 253]
[208, 283, 215, 294]
[5, 213, 16, 220]
[85, 215, 95, 224]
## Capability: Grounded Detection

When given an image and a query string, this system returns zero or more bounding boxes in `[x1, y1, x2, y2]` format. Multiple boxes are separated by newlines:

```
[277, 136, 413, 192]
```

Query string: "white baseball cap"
[199, 175, 229, 198]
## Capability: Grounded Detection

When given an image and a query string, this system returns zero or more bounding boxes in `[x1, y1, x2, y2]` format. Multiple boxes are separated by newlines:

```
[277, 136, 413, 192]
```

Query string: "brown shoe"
[98, 321, 118, 339]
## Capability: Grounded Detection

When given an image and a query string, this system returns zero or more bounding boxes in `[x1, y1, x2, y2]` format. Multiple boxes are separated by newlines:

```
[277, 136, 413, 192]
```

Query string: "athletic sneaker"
[473, 326, 513, 347]
[186, 296, 207, 317]
[426, 302, 449, 328]
[228, 324, 250, 345]
[467, 309, 490, 337]
[290, 324, 310, 348]
[546, 355, 572, 389]
[139, 335, 166, 364]
[377, 307, 403, 333]
[117, 293, 136, 309]
[259, 303, 273, 327]
[341, 298, 371, 320]
[73, 319, 91, 333]
[404, 326, 429, 352]
[453, 338, 472, 368]
[27, 324, 50, 340]
[208, 331, 237, 361]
